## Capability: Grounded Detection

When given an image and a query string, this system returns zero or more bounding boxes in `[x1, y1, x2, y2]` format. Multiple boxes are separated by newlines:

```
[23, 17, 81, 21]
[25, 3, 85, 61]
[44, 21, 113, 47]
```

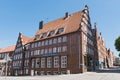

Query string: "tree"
[115, 36, 120, 57]
[119, 53, 120, 57]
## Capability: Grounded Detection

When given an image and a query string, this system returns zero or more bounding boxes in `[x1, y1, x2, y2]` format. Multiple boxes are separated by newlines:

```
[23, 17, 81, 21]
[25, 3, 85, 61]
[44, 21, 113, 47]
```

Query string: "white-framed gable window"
[42, 33, 47, 38]
[49, 30, 55, 36]
[58, 28, 64, 34]
[35, 35, 40, 40]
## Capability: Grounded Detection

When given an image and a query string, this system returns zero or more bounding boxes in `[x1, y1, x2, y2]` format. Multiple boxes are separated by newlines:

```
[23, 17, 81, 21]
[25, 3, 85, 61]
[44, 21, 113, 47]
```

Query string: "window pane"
[58, 28, 64, 34]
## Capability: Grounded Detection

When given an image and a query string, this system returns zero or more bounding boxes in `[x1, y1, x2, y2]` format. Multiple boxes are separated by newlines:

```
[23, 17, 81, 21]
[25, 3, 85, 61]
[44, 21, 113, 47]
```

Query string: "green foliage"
[119, 53, 120, 57]
[115, 36, 120, 51]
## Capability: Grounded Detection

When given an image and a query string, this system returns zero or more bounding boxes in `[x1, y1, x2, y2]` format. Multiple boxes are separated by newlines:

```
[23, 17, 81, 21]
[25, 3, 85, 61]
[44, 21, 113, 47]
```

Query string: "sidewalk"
[0, 67, 120, 80]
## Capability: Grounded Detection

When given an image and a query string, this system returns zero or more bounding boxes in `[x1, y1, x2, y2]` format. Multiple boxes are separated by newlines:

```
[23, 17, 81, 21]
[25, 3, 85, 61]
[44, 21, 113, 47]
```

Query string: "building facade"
[0, 46, 15, 76]
[0, 5, 115, 76]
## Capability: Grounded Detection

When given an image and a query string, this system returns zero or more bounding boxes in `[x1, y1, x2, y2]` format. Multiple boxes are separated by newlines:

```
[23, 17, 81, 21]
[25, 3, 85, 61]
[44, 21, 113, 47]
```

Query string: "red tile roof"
[0, 46, 15, 53]
[0, 49, 2, 53]
[21, 34, 31, 45]
[33, 10, 84, 41]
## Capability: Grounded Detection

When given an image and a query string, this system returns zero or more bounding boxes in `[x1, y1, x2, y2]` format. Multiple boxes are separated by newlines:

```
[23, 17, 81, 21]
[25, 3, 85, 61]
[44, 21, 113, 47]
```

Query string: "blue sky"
[0, 0, 120, 56]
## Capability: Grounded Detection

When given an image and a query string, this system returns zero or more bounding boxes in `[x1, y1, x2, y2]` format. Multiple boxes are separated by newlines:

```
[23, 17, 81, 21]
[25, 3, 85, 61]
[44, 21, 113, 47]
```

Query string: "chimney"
[39, 21, 43, 30]
[65, 12, 69, 19]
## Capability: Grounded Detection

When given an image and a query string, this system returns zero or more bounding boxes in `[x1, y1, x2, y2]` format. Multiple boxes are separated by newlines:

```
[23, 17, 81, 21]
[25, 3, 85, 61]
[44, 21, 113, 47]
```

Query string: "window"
[45, 40, 48, 45]
[34, 50, 39, 55]
[34, 50, 37, 55]
[32, 59, 35, 68]
[61, 56, 67, 68]
[31, 51, 34, 56]
[58, 37, 62, 43]
[49, 48, 52, 53]
[36, 35, 40, 40]
[26, 69, 28, 74]
[58, 47, 61, 52]
[62, 46, 67, 52]
[53, 38, 57, 44]
[35, 43, 38, 47]
[38, 42, 41, 47]
[53, 47, 57, 53]
[63, 36, 67, 42]
[49, 39, 52, 45]
[58, 28, 64, 34]
[41, 58, 45, 68]
[54, 56, 59, 68]
[38, 50, 41, 55]
[31, 43, 34, 48]
[49, 30, 54, 36]
[45, 49, 48, 54]
[24, 60, 29, 67]
[35, 58, 40, 68]
[42, 33, 47, 38]
[47, 57, 52, 68]
[41, 49, 44, 54]
[42, 41, 44, 46]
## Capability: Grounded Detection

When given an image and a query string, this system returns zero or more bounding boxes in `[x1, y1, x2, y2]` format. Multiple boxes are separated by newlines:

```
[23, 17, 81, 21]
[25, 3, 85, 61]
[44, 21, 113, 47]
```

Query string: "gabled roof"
[33, 10, 84, 41]
[21, 34, 31, 45]
[0, 46, 15, 53]
[0, 49, 2, 53]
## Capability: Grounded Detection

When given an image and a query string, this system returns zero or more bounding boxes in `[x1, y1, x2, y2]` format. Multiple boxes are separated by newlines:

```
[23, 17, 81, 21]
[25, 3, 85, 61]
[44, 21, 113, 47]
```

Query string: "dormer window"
[49, 30, 55, 36]
[58, 28, 64, 34]
[35, 35, 40, 40]
[42, 33, 47, 38]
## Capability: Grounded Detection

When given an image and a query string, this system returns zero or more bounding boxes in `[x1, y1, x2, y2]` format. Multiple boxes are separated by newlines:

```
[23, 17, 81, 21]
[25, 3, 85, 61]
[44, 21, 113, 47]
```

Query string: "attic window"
[58, 28, 64, 34]
[35, 35, 40, 40]
[49, 30, 55, 36]
[42, 33, 47, 38]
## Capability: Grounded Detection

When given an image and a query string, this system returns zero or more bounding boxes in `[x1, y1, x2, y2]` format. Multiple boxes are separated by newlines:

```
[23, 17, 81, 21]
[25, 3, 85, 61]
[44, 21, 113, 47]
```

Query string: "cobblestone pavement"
[0, 66, 120, 80]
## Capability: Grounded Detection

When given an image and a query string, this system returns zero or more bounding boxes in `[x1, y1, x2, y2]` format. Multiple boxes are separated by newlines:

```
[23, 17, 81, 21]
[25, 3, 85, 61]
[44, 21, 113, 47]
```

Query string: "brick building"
[0, 5, 115, 76]
[12, 33, 31, 76]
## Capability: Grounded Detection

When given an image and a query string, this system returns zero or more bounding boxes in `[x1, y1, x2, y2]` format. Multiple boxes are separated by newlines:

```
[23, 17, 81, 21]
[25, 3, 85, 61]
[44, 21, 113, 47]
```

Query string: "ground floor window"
[61, 56, 67, 68]
[54, 56, 59, 68]
[41, 58, 45, 68]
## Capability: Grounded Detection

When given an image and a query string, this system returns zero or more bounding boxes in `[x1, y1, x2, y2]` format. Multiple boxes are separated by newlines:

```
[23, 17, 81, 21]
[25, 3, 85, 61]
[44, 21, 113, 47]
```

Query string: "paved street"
[0, 66, 120, 80]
